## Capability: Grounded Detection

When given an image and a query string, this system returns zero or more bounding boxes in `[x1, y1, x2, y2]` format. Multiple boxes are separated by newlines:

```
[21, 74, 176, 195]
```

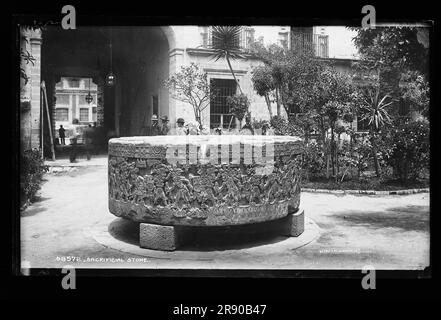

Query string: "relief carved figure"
[108, 139, 303, 224]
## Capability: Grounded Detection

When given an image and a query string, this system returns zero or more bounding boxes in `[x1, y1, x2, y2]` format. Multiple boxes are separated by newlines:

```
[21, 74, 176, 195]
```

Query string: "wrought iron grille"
[210, 79, 237, 129]
[201, 26, 255, 51]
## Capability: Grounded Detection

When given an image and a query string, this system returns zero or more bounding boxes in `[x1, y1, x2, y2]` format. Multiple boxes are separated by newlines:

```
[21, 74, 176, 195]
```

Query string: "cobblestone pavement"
[20, 162, 430, 270]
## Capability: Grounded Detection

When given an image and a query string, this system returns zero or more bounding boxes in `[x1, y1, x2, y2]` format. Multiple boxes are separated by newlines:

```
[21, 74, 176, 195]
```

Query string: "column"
[28, 29, 42, 150]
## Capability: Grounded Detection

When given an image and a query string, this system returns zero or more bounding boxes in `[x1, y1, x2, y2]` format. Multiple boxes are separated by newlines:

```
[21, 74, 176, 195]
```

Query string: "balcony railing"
[200, 28, 329, 59]
[290, 33, 329, 58]
[201, 26, 255, 51]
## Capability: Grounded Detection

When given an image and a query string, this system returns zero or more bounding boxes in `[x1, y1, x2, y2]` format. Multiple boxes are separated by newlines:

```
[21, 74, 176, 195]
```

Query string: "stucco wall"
[167, 26, 276, 129]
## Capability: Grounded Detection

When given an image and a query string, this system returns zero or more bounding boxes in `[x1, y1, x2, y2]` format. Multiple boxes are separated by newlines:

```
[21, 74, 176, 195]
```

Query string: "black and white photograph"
[13, 6, 433, 286]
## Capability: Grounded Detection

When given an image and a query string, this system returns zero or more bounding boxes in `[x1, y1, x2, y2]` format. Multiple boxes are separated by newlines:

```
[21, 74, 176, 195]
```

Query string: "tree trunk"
[330, 127, 335, 178]
[264, 94, 273, 118]
[336, 133, 341, 182]
[275, 87, 281, 117]
[371, 133, 382, 177]
[226, 53, 243, 95]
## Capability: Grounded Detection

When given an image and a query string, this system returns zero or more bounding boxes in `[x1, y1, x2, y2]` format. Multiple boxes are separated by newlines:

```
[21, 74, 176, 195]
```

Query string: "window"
[79, 108, 89, 122]
[68, 79, 80, 88]
[244, 27, 255, 50]
[56, 108, 69, 122]
[279, 32, 289, 49]
[210, 79, 237, 129]
[55, 94, 70, 105]
[356, 115, 370, 132]
[201, 26, 254, 50]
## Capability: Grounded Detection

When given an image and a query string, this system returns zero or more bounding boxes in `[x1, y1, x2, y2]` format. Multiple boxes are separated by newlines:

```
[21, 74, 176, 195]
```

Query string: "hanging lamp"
[106, 27, 115, 86]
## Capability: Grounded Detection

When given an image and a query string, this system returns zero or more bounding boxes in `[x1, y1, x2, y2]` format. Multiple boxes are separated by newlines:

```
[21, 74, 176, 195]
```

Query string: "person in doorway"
[160, 115, 170, 135]
[58, 125, 66, 145]
[91, 122, 98, 154]
[176, 118, 188, 135]
[148, 114, 162, 136]
[83, 124, 94, 160]
[69, 136, 78, 163]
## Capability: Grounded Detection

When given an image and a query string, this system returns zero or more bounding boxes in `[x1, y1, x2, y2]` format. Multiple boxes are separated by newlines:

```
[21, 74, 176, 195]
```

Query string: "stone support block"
[284, 208, 305, 237]
[139, 223, 179, 251]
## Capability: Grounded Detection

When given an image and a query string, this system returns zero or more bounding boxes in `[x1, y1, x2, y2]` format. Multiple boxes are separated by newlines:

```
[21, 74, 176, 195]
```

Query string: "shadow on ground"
[20, 196, 51, 217]
[21, 205, 47, 217]
[331, 205, 429, 232]
[108, 218, 290, 251]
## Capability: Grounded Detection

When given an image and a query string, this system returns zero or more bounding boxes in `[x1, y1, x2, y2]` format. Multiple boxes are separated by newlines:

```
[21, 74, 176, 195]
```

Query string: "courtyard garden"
[163, 26, 430, 191]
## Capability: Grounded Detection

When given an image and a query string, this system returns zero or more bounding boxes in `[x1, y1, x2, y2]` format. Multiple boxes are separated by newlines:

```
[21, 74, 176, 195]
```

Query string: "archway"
[41, 26, 172, 156]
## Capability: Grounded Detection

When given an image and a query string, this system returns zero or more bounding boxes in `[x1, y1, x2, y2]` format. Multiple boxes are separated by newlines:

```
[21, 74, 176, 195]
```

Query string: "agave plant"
[209, 26, 245, 94]
[360, 87, 393, 131]
[359, 87, 393, 177]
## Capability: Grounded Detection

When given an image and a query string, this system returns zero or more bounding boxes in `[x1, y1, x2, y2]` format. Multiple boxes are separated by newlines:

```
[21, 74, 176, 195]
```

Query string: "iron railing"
[201, 26, 255, 51]
[290, 33, 329, 58]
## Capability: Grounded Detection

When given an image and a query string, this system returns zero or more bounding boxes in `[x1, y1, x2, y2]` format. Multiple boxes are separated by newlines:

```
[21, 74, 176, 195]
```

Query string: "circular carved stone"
[108, 135, 303, 226]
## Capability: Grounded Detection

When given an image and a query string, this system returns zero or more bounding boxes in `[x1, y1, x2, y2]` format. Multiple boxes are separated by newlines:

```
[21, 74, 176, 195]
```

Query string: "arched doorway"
[41, 26, 172, 156]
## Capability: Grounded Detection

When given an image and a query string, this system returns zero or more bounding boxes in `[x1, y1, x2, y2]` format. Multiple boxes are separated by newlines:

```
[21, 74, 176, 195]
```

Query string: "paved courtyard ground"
[21, 156, 430, 270]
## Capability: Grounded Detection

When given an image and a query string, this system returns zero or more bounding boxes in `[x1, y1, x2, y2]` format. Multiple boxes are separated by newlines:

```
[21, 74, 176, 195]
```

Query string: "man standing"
[58, 125, 66, 145]
[160, 115, 171, 135]
[83, 124, 93, 160]
[176, 118, 188, 135]
[240, 113, 254, 135]
[148, 114, 162, 136]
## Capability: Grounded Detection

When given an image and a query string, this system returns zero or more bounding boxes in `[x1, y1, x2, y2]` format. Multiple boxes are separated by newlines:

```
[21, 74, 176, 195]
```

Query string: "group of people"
[148, 115, 206, 136]
[58, 122, 99, 162]
[148, 115, 171, 136]
[147, 113, 275, 136]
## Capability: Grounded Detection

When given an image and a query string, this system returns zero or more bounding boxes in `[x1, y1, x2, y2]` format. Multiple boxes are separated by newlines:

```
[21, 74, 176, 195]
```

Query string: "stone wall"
[20, 28, 42, 151]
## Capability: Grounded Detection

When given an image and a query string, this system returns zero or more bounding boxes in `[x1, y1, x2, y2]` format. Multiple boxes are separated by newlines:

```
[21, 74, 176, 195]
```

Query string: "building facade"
[19, 25, 359, 152]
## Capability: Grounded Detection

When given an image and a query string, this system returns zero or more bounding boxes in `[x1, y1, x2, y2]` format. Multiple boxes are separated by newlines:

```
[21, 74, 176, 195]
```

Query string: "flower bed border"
[302, 188, 429, 195]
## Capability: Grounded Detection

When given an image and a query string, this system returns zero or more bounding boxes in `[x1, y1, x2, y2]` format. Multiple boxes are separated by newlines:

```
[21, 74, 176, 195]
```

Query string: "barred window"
[68, 78, 80, 88]
[210, 79, 237, 129]
[200, 26, 255, 50]
[56, 108, 69, 122]
[79, 108, 89, 122]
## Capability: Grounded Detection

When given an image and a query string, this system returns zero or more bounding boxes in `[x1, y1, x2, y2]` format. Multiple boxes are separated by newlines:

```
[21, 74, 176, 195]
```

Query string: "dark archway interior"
[41, 26, 170, 156]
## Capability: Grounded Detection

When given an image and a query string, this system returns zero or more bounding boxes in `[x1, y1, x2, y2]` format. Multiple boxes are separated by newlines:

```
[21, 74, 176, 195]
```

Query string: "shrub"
[338, 138, 372, 181]
[383, 118, 429, 181]
[20, 149, 48, 207]
[226, 93, 250, 127]
[301, 141, 326, 180]
[270, 115, 303, 136]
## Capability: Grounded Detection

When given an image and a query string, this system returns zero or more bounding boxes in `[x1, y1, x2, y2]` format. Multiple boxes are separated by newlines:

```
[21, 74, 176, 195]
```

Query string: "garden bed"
[303, 177, 429, 192]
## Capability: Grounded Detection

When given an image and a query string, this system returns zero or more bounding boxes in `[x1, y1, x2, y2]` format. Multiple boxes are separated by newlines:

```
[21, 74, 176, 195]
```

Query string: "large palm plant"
[359, 87, 393, 176]
[209, 26, 245, 95]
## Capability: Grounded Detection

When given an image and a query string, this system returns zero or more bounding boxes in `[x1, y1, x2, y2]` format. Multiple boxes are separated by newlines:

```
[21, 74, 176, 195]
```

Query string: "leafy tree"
[350, 26, 429, 115]
[164, 63, 216, 126]
[383, 118, 429, 181]
[251, 65, 274, 118]
[400, 71, 430, 117]
[305, 67, 357, 179]
[226, 93, 249, 129]
[250, 42, 325, 117]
